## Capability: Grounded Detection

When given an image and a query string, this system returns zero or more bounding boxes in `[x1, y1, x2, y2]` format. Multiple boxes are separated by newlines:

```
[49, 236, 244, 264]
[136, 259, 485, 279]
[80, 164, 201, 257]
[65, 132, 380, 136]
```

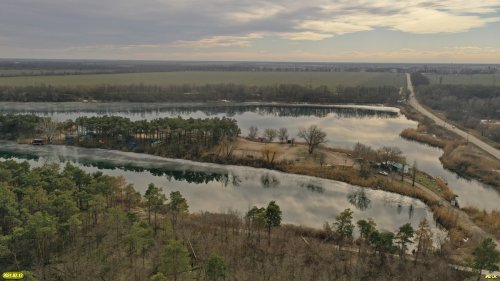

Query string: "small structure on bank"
[31, 138, 45, 145]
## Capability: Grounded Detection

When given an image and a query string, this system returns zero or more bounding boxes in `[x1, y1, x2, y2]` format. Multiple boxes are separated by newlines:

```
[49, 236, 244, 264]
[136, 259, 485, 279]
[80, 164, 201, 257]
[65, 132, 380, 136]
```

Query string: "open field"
[0, 71, 405, 88]
[232, 137, 354, 166]
[0, 69, 107, 76]
[425, 73, 500, 86]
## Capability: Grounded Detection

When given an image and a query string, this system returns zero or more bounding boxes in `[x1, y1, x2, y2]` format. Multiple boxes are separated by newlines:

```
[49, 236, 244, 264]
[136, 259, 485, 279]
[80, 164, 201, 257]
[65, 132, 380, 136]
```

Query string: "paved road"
[406, 73, 500, 160]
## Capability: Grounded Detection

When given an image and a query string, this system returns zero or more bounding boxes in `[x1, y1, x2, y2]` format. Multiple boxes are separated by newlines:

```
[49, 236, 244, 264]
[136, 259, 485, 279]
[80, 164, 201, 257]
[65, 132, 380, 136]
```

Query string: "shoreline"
[1, 101, 499, 255]
[2, 138, 499, 254]
[398, 105, 500, 191]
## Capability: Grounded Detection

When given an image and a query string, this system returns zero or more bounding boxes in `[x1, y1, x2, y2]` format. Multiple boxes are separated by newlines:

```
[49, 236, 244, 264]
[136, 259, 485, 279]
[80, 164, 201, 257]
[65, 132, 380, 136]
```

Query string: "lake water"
[0, 102, 498, 211]
[0, 141, 435, 235]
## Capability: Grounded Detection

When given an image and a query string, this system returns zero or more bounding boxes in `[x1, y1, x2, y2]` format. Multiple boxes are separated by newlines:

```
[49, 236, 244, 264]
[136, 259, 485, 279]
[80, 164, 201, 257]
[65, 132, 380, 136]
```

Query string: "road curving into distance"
[406, 73, 500, 254]
[406, 73, 500, 160]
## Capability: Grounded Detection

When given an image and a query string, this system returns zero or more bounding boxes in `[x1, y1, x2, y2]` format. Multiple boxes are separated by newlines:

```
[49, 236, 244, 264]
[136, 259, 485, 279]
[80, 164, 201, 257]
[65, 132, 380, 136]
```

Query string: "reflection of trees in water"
[231, 174, 242, 187]
[397, 203, 403, 214]
[154, 105, 398, 119]
[0, 150, 40, 161]
[300, 183, 324, 193]
[408, 204, 414, 220]
[20, 105, 399, 119]
[216, 173, 242, 187]
[347, 188, 371, 211]
[58, 158, 232, 185]
[260, 173, 280, 188]
[2, 152, 244, 187]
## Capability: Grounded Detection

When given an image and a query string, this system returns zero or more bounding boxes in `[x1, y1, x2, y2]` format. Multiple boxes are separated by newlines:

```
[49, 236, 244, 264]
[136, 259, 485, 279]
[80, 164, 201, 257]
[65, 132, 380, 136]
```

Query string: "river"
[0, 102, 497, 211]
[0, 140, 438, 236]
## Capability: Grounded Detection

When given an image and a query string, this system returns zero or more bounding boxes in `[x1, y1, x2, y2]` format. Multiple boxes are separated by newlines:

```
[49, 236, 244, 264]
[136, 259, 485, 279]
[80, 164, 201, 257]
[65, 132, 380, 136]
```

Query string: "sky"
[1, 0, 500, 63]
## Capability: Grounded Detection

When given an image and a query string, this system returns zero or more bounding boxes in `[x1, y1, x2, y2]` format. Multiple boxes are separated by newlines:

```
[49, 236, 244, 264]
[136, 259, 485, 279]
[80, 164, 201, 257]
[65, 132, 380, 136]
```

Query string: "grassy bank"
[400, 105, 500, 190]
[285, 163, 439, 206]
[5, 136, 497, 262]
[462, 207, 500, 241]
[440, 142, 500, 188]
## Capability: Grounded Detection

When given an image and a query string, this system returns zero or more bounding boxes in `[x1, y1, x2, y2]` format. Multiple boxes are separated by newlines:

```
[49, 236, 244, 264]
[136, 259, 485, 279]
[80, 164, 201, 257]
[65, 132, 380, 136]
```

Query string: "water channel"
[1, 102, 497, 211]
[0, 140, 438, 237]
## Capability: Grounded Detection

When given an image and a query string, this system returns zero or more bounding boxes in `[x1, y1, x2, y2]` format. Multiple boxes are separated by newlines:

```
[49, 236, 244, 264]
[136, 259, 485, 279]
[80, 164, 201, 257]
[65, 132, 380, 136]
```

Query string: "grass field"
[425, 73, 500, 86]
[0, 69, 103, 76]
[0, 71, 405, 88]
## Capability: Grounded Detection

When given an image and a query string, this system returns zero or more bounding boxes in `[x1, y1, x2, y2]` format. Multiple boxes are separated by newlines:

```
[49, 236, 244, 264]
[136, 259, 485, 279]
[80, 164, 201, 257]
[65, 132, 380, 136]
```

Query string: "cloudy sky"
[1, 0, 500, 63]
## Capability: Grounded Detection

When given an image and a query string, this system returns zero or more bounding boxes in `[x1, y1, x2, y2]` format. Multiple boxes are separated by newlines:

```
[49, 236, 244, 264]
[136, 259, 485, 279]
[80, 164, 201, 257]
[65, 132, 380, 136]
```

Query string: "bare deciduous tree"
[260, 144, 281, 164]
[37, 117, 58, 143]
[318, 152, 327, 167]
[248, 126, 258, 139]
[377, 146, 404, 163]
[217, 136, 236, 159]
[263, 128, 277, 142]
[278, 127, 288, 143]
[412, 160, 418, 187]
[297, 125, 327, 154]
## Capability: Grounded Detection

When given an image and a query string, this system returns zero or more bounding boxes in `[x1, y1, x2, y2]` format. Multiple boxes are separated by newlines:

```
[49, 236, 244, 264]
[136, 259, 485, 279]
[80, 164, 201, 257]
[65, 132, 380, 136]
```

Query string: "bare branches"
[297, 125, 327, 154]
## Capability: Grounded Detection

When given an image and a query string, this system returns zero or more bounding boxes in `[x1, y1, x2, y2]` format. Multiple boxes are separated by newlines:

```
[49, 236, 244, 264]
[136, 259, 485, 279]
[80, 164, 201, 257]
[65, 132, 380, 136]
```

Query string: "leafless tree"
[298, 125, 327, 154]
[263, 128, 277, 142]
[217, 136, 236, 159]
[318, 152, 327, 166]
[248, 126, 258, 139]
[37, 117, 58, 143]
[278, 127, 288, 143]
[260, 144, 281, 164]
[412, 160, 418, 187]
[377, 146, 404, 163]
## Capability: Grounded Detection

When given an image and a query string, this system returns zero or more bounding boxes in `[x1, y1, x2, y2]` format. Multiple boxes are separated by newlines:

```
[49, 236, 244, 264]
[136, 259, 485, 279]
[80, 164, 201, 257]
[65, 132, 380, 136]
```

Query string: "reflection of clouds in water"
[1, 103, 498, 211]
[0, 140, 438, 233]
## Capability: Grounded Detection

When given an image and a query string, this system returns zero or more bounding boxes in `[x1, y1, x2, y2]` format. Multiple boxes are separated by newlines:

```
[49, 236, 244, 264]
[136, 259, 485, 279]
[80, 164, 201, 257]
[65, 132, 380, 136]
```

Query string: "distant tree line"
[415, 84, 500, 142]
[0, 84, 401, 104]
[410, 72, 430, 87]
[0, 60, 411, 75]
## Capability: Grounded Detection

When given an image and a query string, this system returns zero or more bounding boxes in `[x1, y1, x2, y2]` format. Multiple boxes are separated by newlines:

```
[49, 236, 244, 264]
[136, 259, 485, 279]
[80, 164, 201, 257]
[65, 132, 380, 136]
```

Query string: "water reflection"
[301, 183, 325, 194]
[261, 173, 280, 188]
[0, 150, 240, 186]
[0, 102, 498, 211]
[0, 141, 436, 233]
[0, 102, 399, 119]
[397, 203, 403, 215]
[348, 188, 371, 211]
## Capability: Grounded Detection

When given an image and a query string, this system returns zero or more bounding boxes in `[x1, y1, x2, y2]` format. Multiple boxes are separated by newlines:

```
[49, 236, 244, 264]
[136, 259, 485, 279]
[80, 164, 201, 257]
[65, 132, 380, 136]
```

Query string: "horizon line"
[1, 57, 500, 66]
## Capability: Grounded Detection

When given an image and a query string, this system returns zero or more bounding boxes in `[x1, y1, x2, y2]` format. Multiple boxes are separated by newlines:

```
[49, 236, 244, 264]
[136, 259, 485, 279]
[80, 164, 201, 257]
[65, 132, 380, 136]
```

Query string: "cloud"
[368, 7, 500, 34]
[277, 32, 334, 41]
[298, 21, 372, 35]
[171, 33, 264, 48]
[1, 0, 500, 60]
[299, 1, 500, 35]
[228, 4, 285, 23]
